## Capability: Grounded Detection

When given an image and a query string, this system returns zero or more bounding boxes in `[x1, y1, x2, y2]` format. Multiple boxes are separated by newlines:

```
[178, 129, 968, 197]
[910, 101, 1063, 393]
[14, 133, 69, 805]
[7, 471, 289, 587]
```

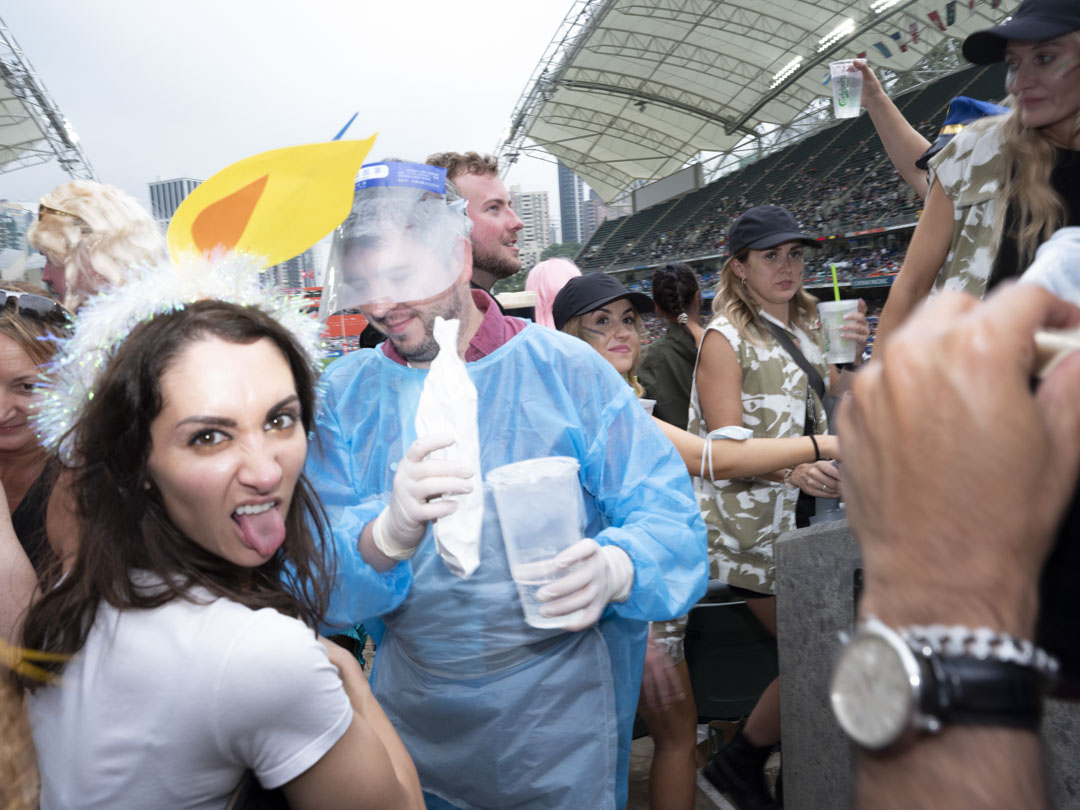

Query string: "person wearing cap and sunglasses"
[875, 0, 1080, 350]
[690, 205, 867, 809]
[0, 282, 71, 644]
[27, 180, 164, 311]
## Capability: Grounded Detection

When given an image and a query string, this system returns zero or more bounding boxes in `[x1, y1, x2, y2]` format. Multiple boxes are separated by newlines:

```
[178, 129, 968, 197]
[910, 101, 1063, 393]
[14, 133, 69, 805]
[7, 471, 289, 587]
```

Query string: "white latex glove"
[536, 538, 634, 631]
[372, 433, 475, 559]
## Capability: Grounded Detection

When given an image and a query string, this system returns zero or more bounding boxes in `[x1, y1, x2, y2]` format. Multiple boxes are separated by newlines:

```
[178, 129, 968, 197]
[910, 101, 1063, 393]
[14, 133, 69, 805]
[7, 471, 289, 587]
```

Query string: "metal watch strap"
[921, 651, 1042, 731]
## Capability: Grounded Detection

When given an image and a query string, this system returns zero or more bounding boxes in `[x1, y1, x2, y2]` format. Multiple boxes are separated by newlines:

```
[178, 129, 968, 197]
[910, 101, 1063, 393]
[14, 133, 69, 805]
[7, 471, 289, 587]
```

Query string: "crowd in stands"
[580, 119, 937, 275]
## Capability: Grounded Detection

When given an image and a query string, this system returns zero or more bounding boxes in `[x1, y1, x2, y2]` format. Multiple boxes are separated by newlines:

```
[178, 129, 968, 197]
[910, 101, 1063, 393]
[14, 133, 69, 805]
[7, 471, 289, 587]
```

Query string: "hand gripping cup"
[830, 60, 862, 119]
[817, 299, 860, 363]
[488, 457, 588, 629]
[816, 300, 859, 362]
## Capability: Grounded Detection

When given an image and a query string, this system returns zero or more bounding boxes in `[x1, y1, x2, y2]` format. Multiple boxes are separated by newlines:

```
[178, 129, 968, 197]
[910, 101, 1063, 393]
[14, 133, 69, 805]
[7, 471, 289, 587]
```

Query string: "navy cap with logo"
[725, 205, 816, 260]
[915, 96, 1011, 170]
[552, 273, 654, 331]
[963, 0, 1080, 64]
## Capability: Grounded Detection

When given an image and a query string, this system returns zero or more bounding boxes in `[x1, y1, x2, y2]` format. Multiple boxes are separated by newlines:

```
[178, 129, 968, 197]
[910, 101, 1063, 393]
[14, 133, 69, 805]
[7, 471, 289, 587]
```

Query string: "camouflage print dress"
[686, 310, 829, 596]
[927, 115, 1007, 298]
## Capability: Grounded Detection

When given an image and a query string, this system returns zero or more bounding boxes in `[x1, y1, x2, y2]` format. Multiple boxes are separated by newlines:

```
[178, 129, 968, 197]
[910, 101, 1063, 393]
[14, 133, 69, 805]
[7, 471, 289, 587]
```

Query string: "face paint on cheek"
[1052, 55, 1080, 78]
[581, 326, 607, 341]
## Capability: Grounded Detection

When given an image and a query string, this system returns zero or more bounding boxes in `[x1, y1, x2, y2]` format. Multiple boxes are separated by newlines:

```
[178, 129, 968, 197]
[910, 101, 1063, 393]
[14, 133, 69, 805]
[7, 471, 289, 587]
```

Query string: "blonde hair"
[27, 181, 165, 309]
[711, 250, 819, 344]
[561, 307, 645, 396]
[0, 281, 69, 366]
[995, 31, 1080, 269]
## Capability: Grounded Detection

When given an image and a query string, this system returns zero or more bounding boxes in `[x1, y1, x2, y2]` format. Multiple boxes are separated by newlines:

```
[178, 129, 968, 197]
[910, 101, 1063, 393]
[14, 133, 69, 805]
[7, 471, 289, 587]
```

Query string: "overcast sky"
[1, 0, 571, 228]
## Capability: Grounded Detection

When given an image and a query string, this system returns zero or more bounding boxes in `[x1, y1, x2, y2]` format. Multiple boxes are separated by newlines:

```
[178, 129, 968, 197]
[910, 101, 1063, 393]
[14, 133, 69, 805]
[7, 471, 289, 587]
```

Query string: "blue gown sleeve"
[581, 375, 708, 622]
[305, 361, 414, 630]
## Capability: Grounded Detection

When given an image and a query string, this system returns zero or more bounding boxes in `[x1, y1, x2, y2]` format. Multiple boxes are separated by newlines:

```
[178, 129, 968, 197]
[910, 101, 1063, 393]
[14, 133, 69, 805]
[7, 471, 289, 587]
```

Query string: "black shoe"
[702, 733, 781, 810]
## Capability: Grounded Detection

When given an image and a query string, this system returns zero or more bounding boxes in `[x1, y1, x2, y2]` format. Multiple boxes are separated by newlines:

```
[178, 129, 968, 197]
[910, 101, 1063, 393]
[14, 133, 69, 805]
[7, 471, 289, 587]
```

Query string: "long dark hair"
[20, 301, 334, 688]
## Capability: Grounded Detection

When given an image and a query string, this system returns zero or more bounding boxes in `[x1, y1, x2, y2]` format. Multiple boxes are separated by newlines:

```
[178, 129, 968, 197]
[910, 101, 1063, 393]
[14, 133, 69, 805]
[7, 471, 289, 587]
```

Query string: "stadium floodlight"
[870, 0, 902, 12]
[770, 57, 804, 89]
[817, 19, 856, 52]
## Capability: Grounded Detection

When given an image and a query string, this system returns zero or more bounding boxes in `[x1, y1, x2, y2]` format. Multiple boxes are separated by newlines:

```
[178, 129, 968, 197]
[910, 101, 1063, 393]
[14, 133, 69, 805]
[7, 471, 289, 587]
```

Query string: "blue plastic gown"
[307, 325, 707, 810]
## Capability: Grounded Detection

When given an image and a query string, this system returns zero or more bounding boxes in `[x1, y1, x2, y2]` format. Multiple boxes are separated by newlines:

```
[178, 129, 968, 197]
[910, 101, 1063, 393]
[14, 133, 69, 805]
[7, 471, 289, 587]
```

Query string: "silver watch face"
[830, 626, 920, 750]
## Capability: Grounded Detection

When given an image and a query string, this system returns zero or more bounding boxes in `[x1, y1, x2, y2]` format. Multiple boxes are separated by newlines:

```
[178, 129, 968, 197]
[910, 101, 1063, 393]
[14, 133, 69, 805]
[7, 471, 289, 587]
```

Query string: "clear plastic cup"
[830, 61, 862, 119]
[487, 456, 587, 629]
[817, 300, 860, 363]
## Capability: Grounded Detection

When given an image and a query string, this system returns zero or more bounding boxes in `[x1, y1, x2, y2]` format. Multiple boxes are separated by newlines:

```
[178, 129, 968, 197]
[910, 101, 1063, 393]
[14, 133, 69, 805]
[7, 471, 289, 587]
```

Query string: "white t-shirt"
[29, 589, 353, 810]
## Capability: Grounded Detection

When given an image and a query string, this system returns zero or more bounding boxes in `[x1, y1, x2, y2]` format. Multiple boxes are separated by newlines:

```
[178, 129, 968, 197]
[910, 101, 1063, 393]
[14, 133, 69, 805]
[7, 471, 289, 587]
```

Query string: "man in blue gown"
[307, 161, 707, 810]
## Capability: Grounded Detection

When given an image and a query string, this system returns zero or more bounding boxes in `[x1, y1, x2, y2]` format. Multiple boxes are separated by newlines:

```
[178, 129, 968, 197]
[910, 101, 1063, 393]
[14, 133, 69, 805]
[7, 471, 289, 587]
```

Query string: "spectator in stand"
[0, 283, 71, 644]
[692, 206, 867, 810]
[639, 264, 705, 429]
[21, 262, 424, 809]
[553, 272, 842, 810]
[525, 257, 581, 328]
[876, 0, 1080, 348]
[27, 180, 165, 310]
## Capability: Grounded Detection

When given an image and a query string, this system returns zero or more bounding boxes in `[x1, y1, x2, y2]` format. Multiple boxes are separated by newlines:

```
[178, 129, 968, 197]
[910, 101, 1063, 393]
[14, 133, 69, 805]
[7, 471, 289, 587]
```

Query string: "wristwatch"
[829, 616, 1048, 751]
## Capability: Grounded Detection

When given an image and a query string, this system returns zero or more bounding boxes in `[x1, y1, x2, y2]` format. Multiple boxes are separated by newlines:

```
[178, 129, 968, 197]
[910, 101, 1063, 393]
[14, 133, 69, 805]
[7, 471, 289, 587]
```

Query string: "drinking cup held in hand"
[818, 299, 860, 363]
[830, 61, 862, 119]
[488, 457, 588, 629]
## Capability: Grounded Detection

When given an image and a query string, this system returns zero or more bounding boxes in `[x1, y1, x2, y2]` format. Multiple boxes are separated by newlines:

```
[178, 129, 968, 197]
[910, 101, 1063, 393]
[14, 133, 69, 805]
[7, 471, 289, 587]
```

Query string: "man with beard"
[426, 151, 524, 294]
[307, 161, 706, 810]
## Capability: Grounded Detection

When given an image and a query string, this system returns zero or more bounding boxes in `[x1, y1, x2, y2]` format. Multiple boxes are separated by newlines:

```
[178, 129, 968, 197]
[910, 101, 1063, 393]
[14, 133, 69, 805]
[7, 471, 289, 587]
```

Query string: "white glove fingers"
[411, 458, 476, 480]
[554, 537, 598, 568]
[540, 584, 598, 617]
[536, 562, 592, 600]
[407, 475, 475, 503]
[405, 433, 456, 462]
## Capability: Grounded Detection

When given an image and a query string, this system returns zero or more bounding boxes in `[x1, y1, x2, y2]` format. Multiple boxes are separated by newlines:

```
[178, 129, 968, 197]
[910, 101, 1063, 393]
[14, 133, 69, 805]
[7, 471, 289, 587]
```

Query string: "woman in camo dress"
[554, 269, 847, 810]
[876, 0, 1080, 348]
[692, 206, 867, 809]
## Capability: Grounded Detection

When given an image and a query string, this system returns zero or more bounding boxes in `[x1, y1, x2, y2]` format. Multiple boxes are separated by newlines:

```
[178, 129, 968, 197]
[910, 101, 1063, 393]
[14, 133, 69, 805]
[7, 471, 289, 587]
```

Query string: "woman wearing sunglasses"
[27, 180, 164, 310]
[0, 282, 71, 644]
[20, 257, 423, 810]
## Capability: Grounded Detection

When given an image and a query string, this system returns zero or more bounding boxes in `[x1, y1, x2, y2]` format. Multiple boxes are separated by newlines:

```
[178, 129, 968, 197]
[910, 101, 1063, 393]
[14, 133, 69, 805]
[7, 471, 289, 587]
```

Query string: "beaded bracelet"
[900, 623, 1059, 677]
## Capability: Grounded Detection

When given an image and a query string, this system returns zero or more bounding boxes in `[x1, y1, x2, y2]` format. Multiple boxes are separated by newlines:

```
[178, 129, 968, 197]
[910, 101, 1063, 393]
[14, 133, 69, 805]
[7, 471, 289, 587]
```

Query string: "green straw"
[830, 263, 841, 302]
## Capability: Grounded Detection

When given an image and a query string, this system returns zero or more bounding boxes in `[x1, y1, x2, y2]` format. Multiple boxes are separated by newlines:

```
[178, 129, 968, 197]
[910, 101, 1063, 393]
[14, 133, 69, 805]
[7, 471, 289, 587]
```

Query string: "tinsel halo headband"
[31, 251, 325, 464]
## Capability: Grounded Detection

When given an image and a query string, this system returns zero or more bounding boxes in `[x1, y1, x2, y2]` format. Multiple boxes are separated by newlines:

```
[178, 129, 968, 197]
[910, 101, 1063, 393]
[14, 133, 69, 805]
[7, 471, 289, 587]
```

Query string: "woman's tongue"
[234, 507, 286, 557]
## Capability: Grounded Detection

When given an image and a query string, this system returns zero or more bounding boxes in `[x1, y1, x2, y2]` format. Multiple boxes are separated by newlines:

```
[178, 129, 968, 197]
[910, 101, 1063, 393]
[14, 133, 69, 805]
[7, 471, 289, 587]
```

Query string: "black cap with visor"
[963, 0, 1080, 64]
[725, 206, 817, 260]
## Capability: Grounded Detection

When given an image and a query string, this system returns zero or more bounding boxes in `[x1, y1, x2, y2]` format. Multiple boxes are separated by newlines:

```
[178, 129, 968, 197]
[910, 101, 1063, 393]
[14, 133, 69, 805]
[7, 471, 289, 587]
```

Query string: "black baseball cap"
[552, 273, 654, 331]
[963, 0, 1080, 64]
[725, 205, 816, 259]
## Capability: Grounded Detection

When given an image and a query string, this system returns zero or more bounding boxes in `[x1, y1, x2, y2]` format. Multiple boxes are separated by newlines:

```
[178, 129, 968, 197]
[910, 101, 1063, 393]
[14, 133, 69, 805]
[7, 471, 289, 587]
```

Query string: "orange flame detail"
[191, 174, 269, 253]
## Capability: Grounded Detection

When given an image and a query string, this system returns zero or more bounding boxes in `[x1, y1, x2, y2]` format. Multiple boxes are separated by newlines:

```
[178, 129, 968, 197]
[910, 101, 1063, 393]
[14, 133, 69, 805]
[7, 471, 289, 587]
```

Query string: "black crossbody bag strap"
[763, 320, 826, 407]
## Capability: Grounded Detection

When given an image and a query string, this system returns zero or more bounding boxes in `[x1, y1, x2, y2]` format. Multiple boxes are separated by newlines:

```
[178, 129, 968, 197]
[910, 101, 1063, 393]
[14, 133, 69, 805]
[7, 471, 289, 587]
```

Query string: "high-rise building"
[557, 162, 587, 244]
[148, 177, 202, 226]
[0, 202, 34, 252]
[583, 189, 609, 243]
[263, 247, 317, 290]
[510, 186, 552, 270]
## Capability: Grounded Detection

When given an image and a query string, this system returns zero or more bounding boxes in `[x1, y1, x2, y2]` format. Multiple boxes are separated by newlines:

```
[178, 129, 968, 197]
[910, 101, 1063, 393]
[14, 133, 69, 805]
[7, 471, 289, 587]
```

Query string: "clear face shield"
[318, 162, 472, 319]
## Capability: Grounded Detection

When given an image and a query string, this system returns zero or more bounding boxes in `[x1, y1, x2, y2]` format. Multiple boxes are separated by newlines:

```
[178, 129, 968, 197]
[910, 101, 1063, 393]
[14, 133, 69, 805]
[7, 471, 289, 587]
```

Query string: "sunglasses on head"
[0, 291, 72, 328]
[38, 203, 92, 234]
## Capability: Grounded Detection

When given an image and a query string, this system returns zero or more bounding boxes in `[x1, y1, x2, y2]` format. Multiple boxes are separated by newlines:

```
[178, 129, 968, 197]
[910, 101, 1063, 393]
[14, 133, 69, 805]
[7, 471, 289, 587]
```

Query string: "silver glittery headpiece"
[32, 251, 325, 463]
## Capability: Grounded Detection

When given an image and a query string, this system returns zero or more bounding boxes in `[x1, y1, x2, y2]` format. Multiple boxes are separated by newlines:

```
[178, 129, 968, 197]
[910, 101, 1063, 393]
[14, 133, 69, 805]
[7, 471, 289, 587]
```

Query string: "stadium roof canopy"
[498, 0, 1018, 202]
[0, 15, 95, 181]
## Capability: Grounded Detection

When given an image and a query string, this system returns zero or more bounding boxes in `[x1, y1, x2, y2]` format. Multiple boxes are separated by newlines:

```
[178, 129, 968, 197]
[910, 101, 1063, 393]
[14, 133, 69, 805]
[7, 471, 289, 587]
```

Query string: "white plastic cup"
[817, 300, 860, 363]
[830, 61, 862, 119]
[487, 457, 587, 629]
